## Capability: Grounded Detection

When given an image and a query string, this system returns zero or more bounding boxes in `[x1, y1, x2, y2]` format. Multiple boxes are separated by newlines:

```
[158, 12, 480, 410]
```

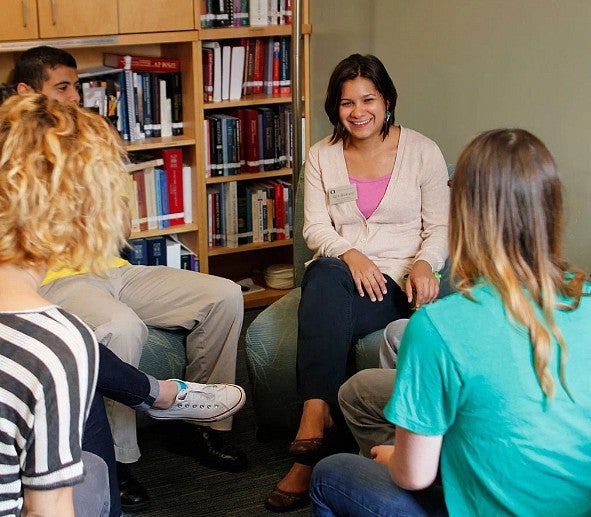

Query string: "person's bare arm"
[22, 486, 75, 517]
[388, 427, 442, 490]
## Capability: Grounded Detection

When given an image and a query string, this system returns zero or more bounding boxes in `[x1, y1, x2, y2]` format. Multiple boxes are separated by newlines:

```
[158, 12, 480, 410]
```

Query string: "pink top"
[349, 173, 392, 219]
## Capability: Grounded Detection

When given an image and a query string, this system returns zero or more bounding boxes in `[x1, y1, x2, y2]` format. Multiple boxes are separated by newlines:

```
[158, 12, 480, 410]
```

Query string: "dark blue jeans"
[297, 257, 411, 403]
[97, 343, 157, 410]
[83, 344, 159, 517]
[84, 391, 121, 517]
[310, 454, 448, 516]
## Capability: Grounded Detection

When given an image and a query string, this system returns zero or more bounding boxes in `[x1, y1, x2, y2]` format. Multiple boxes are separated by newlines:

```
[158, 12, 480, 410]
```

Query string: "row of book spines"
[124, 70, 183, 141]
[200, 0, 292, 29]
[202, 36, 290, 103]
[127, 150, 193, 233]
[79, 68, 183, 142]
[207, 179, 293, 248]
[204, 105, 293, 177]
[124, 236, 200, 271]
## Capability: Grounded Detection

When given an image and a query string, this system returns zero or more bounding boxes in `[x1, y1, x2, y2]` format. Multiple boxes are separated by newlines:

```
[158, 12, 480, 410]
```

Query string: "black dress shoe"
[116, 462, 150, 512]
[191, 425, 248, 472]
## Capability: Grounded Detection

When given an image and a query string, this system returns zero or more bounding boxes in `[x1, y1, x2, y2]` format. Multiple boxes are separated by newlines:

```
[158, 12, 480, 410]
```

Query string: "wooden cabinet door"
[37, 0, 118, 38]
[0, 0, 39, 41]
[118, 0, 194, 33]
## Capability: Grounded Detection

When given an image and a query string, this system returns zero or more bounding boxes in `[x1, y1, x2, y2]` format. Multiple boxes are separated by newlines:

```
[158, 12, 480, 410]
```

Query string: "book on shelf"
[229, 108, 247, 169]
[166, 73, 183, 136]
[252, 38, 265, 95]
[166, 238, 181, 269]
[104, 53, 181, 73]
[242, 38, 255, 96]
[223, 181, 239, 248]
[258, 106, 277, 171]
[146, 236, 167, 266]
[200, 0, 215, 28]
[236, 183, 253, 244]
[143, 166, 158, 230]
[243, 108, 261, 172]
[182, 165, 193, 224]
[202, 42, 222, 103]
[159, 78, 172, 137]
[160, 148, 185, 226]
[249, 0, 269, 27]
[263, 38, 275, 96]
[221, 45, 232, 102]
[279, 36, 291, 95]
[125, 238, 149, 265]
[206, 114, 224, 177]
[154, 167, 170, 229]
[132, 171, 148, 232]
[202, 47, 214, 103]
[229, 46, 246, 101]
[233, 0, 249, 26]
[150, 73, 162, 137]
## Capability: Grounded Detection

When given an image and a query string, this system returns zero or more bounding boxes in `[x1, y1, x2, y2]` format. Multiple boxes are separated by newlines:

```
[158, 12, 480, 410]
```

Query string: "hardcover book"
[104, 53, 181, 73]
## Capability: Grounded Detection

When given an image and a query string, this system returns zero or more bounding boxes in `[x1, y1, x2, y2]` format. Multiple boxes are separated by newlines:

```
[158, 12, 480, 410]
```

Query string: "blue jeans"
[310, 454, 447, 517]
[297, 257, 411, 403]
[97, 342, 159, 410]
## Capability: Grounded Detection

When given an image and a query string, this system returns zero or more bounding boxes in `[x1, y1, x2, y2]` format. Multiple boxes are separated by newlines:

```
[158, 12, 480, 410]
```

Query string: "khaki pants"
[41, 265, 243, 463]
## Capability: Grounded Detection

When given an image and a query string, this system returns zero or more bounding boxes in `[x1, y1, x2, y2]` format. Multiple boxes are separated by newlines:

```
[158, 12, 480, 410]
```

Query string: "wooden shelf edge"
[130, 224, 199, 240]
[209, 239, 293, 256]
[203, 94, 292, 110]
[205, 168, 292, 184]
[244, 287, 291, 309]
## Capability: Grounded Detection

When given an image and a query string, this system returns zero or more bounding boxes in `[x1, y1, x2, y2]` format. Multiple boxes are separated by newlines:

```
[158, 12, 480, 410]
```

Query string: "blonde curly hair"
[0, 94, 128, 275]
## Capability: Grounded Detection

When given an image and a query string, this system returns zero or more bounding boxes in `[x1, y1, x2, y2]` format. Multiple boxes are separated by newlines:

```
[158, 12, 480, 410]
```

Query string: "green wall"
[310, 0, 591, 268]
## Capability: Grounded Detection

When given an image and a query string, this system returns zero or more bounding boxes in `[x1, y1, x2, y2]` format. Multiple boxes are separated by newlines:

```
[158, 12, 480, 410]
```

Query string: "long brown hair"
[449, 128, 587, 399]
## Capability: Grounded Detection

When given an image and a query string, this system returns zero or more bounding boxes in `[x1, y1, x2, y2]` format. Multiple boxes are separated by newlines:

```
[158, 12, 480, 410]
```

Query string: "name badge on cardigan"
[328, 184, 357, 205]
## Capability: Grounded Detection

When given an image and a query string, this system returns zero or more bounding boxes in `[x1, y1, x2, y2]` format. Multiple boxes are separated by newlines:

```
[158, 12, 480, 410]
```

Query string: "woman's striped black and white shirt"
[0, 305, 98, 516]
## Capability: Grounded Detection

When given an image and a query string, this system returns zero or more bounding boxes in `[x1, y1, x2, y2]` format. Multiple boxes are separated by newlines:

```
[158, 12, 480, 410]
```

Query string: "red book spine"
[272, 39, 280, 95]
[103, 53, 181, 73]
[252, 38, 264, 95]
[244, 109, 260, 173]
[133, 171, 148, 232]
[202, 48, 214, 103]
[274, 180, 285, 240]
[161, 148, 185, 226]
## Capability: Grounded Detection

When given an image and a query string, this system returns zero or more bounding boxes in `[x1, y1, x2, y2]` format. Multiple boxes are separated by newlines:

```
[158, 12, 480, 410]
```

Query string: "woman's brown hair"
[449, 128, 587, 399]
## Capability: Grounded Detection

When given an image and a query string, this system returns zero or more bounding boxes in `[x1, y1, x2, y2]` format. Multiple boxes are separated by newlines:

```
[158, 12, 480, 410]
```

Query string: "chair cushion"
[138, 328, 187, 381]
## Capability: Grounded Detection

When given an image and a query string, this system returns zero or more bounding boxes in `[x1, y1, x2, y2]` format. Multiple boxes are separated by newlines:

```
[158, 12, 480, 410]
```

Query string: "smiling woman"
[263, 54, 451, 512]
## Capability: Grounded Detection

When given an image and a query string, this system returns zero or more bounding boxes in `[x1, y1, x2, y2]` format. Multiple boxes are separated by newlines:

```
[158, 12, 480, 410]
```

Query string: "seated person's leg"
[338, 368, 396, 458]
[114, 264, 248, 472]
[310, 453, 447, 517]
[379, 318, 409, 368]
[74, 452, 110, 517]
[82, 391, 121, 517]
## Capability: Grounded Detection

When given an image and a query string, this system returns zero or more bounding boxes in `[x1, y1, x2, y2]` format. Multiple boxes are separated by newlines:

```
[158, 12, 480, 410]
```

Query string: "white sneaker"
[147, 380, 246, 423]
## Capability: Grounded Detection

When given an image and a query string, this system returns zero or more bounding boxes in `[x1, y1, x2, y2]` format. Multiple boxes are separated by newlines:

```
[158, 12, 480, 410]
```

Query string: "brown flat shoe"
[289, 437, 325, 456]
[264, 485, 310, 512]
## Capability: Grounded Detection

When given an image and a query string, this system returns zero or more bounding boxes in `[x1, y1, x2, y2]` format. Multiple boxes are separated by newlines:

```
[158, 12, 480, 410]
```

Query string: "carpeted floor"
[127, 309, 311, 516]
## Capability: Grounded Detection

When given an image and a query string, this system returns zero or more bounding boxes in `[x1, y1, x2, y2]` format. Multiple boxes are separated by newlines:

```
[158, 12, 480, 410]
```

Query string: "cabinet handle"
[51, 0, 57, 25]
[22, 0, 28, 27]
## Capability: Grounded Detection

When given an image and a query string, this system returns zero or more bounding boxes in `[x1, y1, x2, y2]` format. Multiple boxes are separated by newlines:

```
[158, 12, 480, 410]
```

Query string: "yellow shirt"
[42, 257, 131, 286]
